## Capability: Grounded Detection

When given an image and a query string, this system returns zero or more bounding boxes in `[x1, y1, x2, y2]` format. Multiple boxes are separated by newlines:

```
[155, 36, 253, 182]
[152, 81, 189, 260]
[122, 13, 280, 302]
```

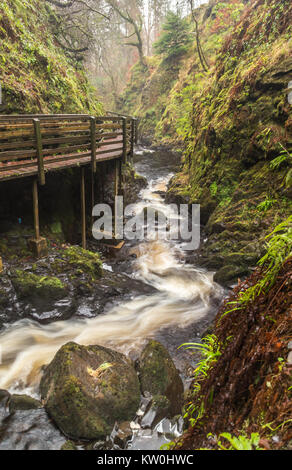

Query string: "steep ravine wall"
[0, 0, 102, 114]
[121, 0, 292, 285]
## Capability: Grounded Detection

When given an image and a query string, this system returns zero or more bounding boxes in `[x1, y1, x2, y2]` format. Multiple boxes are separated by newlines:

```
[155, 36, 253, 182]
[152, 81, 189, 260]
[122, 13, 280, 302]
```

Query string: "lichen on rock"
[138, 340, 184, 417]
[40, 342, 141, 440]
[11, 270, 67, 300]
[53, 246, 103, 281]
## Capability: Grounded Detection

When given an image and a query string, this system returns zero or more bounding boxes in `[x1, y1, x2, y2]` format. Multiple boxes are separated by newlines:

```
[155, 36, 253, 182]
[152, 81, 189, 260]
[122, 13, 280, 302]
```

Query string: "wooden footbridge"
[0, 113, 138, 258]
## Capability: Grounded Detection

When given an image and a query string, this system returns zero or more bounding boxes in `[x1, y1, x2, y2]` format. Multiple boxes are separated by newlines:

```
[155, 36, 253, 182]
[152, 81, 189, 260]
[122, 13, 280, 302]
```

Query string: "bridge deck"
[0, 114, 136, 184]
[0, 140, 128, 182]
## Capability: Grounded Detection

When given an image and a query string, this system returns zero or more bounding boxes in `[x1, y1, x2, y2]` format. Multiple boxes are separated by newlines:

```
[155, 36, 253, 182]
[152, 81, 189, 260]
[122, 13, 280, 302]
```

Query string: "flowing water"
[0, 148, 223, 449]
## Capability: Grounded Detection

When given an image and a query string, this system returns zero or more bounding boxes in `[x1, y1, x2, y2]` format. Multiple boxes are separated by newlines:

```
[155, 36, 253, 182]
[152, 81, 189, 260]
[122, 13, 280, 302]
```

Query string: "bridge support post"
[81, 167, 87, 250]
[114, 159, 122, 240]
[28, 178, 47, 258]
[33, 119, 45, 186]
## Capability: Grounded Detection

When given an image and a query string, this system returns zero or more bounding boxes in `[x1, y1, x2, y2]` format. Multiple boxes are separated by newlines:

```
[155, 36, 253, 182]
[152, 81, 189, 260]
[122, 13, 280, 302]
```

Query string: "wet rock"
[214, 264, 250, 287]
[40, 342, 141, 440]
[11, 270, 67, 301]
[141, 395, 171, 429]
[110, 422, 132, 449]
[0, 408, 66, 450]
[138, 340, 184, 417]
[0, 287, 9, 307]
[199, 254, 225, 270]
[9, 394, 42, 413]
[165, 190, 189, 206]
[0, 389, 10, 414]
[207, 222, 226, 235]
[61, 440, 78, 451]
[52, 246, 103, 280]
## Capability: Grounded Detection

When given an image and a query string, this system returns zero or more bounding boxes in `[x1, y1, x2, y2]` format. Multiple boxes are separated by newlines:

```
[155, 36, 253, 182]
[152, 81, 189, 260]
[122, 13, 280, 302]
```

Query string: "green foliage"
[215, 432, 263, 450]
[0, 0, 102, 114]
[179, 335, 222, 427]
[210, 182, 218, 197]
[270, 144, 292, 188]
[222, 217, 292, 318]
[153, 11, 192, 60]
[256, 196, 277, 213]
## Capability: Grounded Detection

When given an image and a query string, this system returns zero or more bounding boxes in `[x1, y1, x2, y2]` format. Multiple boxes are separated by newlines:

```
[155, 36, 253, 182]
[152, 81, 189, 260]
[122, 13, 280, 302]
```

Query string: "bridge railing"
[0, 114, 137, 185]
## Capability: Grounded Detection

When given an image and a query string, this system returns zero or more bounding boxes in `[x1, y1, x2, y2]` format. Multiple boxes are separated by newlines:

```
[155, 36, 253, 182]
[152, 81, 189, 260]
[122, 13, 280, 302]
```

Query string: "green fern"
[217, 432, 263, 450]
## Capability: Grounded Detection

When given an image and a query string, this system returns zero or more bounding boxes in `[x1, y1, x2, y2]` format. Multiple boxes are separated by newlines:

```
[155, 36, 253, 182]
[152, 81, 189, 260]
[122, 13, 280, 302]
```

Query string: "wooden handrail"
[0, 113, 138, 183]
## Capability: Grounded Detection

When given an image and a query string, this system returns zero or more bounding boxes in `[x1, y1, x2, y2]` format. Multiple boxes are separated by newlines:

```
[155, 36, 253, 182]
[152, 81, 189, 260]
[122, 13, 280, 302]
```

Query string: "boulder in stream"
[9, 394, 42, 413]
[40, 342, 141, 440]
[138, 340, 184, 417]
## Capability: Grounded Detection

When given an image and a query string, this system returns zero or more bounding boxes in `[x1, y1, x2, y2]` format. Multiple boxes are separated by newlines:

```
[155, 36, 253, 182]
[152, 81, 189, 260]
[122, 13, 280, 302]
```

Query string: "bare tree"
[106, 0, 146, 66]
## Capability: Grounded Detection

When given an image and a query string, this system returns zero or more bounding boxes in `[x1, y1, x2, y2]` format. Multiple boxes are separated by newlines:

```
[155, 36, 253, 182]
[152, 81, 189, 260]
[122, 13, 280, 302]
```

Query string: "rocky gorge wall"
[121, 0, 292, 285]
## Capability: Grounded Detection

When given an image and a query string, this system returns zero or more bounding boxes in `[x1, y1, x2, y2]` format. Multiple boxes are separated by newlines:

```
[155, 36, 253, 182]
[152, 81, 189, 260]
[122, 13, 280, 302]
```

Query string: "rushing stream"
[0, 148, 223, 450]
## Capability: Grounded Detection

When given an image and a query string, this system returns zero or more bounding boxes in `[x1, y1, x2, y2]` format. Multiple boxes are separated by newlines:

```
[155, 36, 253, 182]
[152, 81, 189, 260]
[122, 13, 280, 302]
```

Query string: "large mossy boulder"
[138, 340, 184, 417]
[12, 270, 67, 300]
[40, 342, 140, 440]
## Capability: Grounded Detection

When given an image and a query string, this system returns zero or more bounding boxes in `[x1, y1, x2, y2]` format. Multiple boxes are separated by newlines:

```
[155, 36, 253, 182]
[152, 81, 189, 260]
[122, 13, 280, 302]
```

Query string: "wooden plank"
[40, 126, 90, 135]
[122, 118, 127, 164]
[97, 139, 123, 148]
[42, 143, 91, 156]
[0, 152, 124, 182]
[96, 123, 122, 130]
[96, 146, 123, 156]
[0, 115, 90, 122]
[42, 135, 90, 146]
[0, 129, 35, 140]
[0, 123, 34, 130]
[101, 132, 123, 139]
[0, 149, 37, 161]
[33, 119, 45, 186]
[0, 139, 36, 151]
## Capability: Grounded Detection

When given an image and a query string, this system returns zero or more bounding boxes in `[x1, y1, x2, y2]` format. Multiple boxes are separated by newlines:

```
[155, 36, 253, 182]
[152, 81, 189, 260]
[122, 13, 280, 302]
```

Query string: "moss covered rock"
[214, 264, 250, 287]
[40, 342, 141, 440]
[138, 340, 184, 417]
[60, 440, 78, 451]
[54, 247, 103, 280]
[9, 394, 42, 413]
[0, 287, 9, 307]
[12, 270, 67, 300]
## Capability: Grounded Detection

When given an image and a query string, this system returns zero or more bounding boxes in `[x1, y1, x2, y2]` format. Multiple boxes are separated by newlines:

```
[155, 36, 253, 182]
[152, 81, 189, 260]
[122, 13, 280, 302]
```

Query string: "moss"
[214, 264, 250, 287]
[9, 394, 42, 413]
[139, 340, 184, 416]
[61, 441, 77, 451]
[40, 342, 141, 441]
[0, 287, 9, 307]
[53, 246, 103, 281]
[0, 0, 102, 114]
[12, 270, 67, 299]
